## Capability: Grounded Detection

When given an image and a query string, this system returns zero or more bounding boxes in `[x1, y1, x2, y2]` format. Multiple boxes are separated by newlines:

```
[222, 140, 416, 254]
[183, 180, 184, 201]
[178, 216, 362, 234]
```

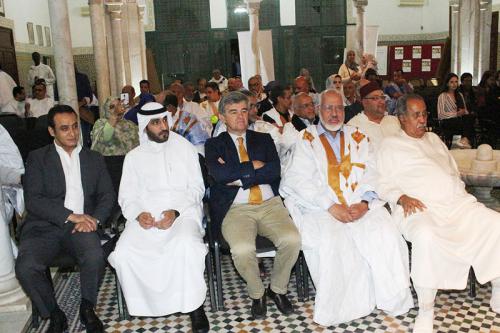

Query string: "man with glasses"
[280, 89, 413, 326]
[376, 94, 500, 333]
[348, 81, 400, 150]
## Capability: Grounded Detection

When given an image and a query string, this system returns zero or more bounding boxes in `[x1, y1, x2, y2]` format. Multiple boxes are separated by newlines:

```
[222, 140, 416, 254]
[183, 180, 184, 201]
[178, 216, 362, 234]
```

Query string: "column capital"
[106, 1, 122, 17]
[353, 0, 368, 9]
[138, 5, 145, 20]
[245, 0, 262, 13]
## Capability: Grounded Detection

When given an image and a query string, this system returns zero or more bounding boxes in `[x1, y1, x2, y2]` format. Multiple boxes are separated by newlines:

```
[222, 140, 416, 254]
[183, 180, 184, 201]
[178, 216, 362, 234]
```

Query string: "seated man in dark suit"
[15, 105, 115, 333]
[205, 91, 301, 319]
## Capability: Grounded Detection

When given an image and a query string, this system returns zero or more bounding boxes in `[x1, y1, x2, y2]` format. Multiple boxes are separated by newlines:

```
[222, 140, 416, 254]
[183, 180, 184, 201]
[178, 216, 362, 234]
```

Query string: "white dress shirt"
[228, 132, 274, 204]
[54, 143, 84, 215]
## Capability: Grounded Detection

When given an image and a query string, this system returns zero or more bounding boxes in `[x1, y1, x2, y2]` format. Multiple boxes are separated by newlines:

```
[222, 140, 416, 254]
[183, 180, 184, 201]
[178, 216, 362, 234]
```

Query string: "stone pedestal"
[353, 0, 368, 57]
[89, 0, 111, 107]
[48, 0, 78, 112]
[106, 1, 125, 95]
[246, 0, 262, 76]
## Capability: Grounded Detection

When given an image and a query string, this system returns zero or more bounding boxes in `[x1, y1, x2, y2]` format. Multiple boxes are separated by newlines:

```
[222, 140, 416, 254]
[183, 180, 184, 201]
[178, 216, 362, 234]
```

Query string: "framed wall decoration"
[36, 25, 44, 46]
[0, 0, 5, 17]
[44, 26, 51, 47]
[27, 22, 35, 44]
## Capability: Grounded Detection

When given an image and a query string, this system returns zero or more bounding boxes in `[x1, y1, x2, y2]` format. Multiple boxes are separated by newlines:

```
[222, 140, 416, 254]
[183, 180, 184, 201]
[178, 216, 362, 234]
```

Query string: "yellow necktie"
[237, 137, 263, 205]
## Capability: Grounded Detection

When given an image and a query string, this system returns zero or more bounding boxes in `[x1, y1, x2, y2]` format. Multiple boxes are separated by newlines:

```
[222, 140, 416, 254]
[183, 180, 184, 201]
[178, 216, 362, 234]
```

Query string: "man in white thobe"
[0, 124, 25, 308]
[376, 94, 500, 333]
[0, 68, 17, 109]
[108, 102, 209, 333]
[27, 52, 56, 99]
[26, 82, 54, 118]
[2, 86, 27, 118]
[348, 81, 400, 150]
[280, 90, 413, 326]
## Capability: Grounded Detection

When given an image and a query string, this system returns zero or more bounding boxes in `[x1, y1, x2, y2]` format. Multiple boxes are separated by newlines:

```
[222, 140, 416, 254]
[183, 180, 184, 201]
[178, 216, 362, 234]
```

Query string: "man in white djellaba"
[280, 90, 413, 326]
[108, 102, 210, 333]
[376, 93, 500, 333]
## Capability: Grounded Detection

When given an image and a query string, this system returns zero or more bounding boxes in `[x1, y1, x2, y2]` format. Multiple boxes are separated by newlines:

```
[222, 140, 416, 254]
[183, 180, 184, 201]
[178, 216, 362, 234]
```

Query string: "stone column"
[353, 0, 368, 57]
[124, 0, 143, 88]
[451, 0, 491, 84]
[48, 0, 78, 112]
[479, 0, 492, 75]
[246, 0, 262, 76]
[106, 1, 125, 95]
[138, 5, 147, 80]
[120, 2, 131, 85]
[89, 0, 111, 105]
[449, 0, 460, 74]
[105, 10, 118, 96]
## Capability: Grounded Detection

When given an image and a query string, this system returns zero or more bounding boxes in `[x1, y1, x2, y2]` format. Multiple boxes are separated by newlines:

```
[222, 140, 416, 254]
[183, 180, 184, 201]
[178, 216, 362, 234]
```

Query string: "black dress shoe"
[80, 299, 104, 333]
[251, 293, 267, 319]
[47, 306, 68, 333]
[267, 286, 294, 315]
[189, 305, 210, 333]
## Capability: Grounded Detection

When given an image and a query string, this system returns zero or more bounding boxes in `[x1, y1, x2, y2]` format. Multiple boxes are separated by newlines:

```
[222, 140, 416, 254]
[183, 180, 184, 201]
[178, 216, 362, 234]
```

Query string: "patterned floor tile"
[29, 256, 500, 333]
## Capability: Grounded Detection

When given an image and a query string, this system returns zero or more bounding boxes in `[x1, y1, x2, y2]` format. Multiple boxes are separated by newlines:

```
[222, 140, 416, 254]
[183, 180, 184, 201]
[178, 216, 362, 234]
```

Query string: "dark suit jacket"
[290, 114, 319, 132]
[20, 144, 116, 236]
[205, 130, 281, 239]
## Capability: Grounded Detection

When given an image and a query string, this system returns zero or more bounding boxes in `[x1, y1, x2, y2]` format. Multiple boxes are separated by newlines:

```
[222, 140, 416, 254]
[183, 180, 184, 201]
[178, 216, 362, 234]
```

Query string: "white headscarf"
[137, 102, 173, 146]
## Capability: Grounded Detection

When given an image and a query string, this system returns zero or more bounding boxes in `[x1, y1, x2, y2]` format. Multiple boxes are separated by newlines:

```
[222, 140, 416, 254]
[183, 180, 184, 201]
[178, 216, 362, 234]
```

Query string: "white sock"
[413, 287, 436, 333]
[491, 277, 500, 313]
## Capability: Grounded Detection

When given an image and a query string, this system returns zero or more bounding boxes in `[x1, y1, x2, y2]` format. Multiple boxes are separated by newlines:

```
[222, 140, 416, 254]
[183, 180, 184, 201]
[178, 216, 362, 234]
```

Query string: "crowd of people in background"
[1, 49, 500, 333]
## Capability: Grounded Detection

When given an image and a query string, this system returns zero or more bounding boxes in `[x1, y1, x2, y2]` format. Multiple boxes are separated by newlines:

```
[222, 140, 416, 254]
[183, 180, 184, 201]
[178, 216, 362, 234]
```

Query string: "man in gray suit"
[15, 105, 115, 333]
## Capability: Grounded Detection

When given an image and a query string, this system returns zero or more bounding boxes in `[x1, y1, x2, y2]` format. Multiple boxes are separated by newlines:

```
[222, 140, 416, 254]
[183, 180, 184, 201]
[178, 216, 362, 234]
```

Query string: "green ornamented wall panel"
[147, 0, 347, 90]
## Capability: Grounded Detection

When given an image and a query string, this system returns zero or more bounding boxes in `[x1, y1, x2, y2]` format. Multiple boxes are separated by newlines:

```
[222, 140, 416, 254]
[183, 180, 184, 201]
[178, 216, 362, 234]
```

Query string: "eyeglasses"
[363, 95, 386, 101]
[296, 102, 314, 110]
[320, 104, 344, 112]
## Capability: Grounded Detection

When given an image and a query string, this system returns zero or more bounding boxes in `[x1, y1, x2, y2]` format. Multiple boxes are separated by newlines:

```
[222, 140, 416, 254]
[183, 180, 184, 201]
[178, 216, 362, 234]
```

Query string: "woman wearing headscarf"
[338, 50, 362, 84]
[91, 97, 139, 192]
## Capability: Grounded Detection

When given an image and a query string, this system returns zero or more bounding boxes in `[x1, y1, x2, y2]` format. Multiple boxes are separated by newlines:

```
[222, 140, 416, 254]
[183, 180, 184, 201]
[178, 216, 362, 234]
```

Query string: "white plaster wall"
[67, 0, 93, 48]
[364, 0, 449, 36]
[4, 0, 51, 44]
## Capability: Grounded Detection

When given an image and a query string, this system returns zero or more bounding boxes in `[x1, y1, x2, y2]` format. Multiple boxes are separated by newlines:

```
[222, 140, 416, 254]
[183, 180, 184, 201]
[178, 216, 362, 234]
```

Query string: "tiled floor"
[29, 256, 500, 333]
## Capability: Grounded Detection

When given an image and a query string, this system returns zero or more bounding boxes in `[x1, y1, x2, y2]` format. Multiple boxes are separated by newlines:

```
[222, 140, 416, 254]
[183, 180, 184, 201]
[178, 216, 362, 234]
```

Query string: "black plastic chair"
[206, 215, 309, 311]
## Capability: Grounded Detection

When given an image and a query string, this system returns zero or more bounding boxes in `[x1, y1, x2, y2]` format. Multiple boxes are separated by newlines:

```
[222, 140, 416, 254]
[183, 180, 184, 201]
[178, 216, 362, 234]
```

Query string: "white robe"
[376, 131, 500, 290]
[28, 63, 56, 98]
[0, 71, 17, 109]
[0, 125, 24, 288]
[280, 124, 413, 326]
[108, 132, 207, 316]
[347, 112, 400, 150]
[26, 97, 54, 118]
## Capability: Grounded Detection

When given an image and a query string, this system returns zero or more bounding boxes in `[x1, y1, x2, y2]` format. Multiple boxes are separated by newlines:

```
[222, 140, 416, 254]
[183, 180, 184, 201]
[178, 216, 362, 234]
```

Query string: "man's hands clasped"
[328, 201, 369, 223]
[68, 213, 98, 233]
[137, 210, 178, 230]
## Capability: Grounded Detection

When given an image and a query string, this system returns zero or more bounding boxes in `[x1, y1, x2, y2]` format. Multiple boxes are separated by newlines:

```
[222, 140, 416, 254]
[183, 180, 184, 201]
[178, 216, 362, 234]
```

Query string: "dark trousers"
[15, 223, 105, 318]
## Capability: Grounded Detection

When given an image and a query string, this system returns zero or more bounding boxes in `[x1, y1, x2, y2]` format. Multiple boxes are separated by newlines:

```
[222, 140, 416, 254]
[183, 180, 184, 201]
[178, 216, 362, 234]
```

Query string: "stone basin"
[450, 146, 500, 211]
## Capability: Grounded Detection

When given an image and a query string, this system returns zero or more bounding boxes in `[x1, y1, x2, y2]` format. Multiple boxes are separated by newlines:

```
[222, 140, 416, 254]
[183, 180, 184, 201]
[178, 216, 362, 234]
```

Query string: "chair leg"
[31, 304, 40, 329]
[295, 258, 304, 302]
[469, 269, 476, 298]
[214, 242, 225, 311]
[205, 249, 217, 312]
[301, 253, 310, 301]
[114, 270, 130, 321]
